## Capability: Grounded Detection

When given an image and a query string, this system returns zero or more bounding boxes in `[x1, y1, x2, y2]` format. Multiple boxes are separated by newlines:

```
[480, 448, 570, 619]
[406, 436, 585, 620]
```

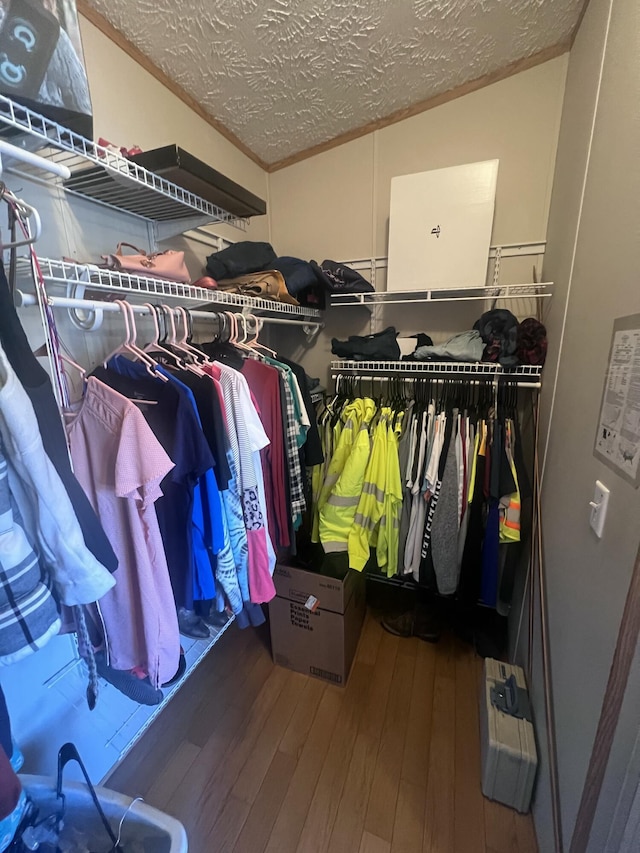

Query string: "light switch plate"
[590, 480, 610, 538]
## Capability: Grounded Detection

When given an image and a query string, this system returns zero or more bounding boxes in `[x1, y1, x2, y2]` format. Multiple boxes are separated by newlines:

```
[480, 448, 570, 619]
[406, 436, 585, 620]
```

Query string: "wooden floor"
[108, 610, 538, 853]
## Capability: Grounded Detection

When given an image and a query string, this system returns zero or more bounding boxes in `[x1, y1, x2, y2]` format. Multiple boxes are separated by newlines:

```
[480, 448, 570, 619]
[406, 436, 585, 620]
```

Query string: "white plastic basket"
[19, 775, 187, 852]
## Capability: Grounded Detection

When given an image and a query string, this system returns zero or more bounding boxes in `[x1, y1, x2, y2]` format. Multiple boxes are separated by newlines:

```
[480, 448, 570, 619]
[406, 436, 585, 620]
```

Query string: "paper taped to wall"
[594, 314, 640, 486]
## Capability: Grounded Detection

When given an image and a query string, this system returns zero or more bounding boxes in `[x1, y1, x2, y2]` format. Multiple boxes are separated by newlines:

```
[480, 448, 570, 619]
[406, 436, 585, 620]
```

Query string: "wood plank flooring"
[107, 611, 538, 853]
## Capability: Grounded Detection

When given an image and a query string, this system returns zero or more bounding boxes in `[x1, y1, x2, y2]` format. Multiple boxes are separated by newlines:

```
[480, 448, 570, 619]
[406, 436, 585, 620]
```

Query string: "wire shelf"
[23, 257, 323, 319]
[0, 95, 248, 228]
[330, 282, 553, 307]
[331, 360, 543, 384]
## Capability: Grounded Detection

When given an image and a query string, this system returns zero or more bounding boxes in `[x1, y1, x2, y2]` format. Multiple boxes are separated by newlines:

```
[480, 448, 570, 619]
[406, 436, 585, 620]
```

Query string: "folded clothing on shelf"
[206, 242, 325, 307]
[332, 326, 401, 360]
[269, 256, 326, 309]
[311, 259, 374, 293]
[206, 241, 277, 280]
[473, 308, 519, 366]
[410, 330, 484, 363]
[517, 318, 547, 365]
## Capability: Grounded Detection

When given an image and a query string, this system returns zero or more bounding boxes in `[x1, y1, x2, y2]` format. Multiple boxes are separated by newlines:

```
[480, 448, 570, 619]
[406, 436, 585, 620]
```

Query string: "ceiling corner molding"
[571, 0, 593, 45]
[267, 39, 571, 174]
[76, 0, 269, 172]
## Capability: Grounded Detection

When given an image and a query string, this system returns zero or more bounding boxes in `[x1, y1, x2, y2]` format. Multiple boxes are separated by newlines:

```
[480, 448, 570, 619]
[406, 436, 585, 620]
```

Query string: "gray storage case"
[480, 658, 538, 813]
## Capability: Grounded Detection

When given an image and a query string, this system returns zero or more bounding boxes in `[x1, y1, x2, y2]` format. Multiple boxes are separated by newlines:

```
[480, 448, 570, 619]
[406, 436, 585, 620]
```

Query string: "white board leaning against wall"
[387, 159, 499, 292]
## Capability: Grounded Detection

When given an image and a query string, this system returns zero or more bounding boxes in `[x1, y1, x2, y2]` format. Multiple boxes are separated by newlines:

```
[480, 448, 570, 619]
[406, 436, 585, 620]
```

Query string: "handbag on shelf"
[101, 243, 191, 283]
[216, 270, 299, 306]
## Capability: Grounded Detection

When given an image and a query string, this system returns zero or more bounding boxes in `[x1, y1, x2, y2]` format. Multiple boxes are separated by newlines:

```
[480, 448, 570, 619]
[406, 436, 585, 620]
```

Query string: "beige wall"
[531, 0, 640, 849]
[269, 56, 568, 380]
[79, 17, 270, 245]
[269, 56, 568, 261]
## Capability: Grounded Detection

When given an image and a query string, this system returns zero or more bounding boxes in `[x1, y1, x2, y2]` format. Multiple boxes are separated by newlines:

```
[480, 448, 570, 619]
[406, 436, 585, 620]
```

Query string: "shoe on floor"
[200, 607, 231, 631]
[162, 651, 186, 688]
[414, 604, 442, 643]
[381, 609, 416, 638]
[381, 605, 441, 643]
[178, 608, 210, 639]
[96, 652, 163, 705]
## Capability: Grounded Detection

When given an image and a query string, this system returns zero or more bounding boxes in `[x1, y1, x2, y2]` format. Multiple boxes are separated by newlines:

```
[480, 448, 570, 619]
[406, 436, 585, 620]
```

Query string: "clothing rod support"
[0, 140, 71, 180]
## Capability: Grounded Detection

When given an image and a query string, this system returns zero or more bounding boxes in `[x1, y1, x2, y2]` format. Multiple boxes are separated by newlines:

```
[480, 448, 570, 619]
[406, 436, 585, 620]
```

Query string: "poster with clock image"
[0, 0, 92, 137]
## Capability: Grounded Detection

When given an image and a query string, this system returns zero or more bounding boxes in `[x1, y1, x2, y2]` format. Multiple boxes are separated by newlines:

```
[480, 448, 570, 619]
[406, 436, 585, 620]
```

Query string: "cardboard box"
[269, 563, 366, 686]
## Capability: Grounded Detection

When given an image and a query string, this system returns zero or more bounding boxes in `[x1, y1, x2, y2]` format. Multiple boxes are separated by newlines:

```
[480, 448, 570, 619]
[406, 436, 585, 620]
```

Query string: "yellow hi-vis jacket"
[377, 414, 404, 577]
[348, 409, 390, 570]
[319, 398, 375, 553]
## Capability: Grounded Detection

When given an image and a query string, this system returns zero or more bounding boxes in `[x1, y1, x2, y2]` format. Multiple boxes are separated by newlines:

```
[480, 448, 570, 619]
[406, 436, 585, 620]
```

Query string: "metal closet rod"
[16, 291, 323, 329]
[0, 139, 71, 180]
[331, 373, 541, 389]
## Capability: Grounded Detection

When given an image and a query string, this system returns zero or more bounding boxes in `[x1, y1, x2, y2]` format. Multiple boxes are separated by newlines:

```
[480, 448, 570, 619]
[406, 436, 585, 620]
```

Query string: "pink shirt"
[67, 378, 180, 688]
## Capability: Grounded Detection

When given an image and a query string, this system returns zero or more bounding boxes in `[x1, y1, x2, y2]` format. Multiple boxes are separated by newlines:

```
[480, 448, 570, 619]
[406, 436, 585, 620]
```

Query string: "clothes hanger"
[183, 308, 216, 365]
[237, 314, 257, 353]
[58, 352, 87, 409]
[101, 301, 162, 400]
[247, 315, 276, 356]
[160, 303, 206, 375]
[122, 301, 168, 381]
[142, 303, 185, 369]
[0, 185, 42, 249]
[60, 353, 87, 387]
[175, 306, 210, 366]
[226, 311, 253, 353]
[101, 300, 158, 378]
[102, 299, 136, 367]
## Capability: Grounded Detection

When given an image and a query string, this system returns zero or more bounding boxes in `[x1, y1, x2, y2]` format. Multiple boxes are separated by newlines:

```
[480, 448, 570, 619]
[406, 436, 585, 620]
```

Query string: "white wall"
[79, 16, 270, 248]
[268, 56, 569, 381]
[531, 0, 640, 849]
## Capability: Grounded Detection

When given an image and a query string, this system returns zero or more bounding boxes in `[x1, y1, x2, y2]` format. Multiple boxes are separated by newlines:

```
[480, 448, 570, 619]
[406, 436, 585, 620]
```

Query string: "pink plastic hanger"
[122, 301, 168, 381]
[161, 303, 205, 376]
[226, 311, 253, 353]
[143, 303, 185, 368]
[247, 315, 276, 356]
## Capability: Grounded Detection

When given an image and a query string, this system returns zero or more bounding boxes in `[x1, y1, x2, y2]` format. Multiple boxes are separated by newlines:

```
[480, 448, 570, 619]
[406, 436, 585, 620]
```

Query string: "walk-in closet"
[0, 0, 637, 851]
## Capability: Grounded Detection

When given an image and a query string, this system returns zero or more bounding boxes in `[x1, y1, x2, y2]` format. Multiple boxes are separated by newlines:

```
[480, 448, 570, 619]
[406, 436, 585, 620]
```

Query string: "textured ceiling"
[86, 0, 582, 166]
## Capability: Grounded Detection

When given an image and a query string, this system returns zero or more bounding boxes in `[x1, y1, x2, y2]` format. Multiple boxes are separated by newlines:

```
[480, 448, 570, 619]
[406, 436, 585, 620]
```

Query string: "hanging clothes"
[319, 397, 375, 554]
[92, 361, 216, 611]
[241, 358, 290, 549]
[66, 377, 180, 689]
[0, 263, 118, 574]
[309, 377, 532, 612]
[0, 439, 61, 666]
[0, 345, 115, 608]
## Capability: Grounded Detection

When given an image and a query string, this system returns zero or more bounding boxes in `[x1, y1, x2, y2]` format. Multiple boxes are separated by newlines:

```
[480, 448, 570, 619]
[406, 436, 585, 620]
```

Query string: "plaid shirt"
[277, 370, 306, 523]
[0, 442, 61, 665]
